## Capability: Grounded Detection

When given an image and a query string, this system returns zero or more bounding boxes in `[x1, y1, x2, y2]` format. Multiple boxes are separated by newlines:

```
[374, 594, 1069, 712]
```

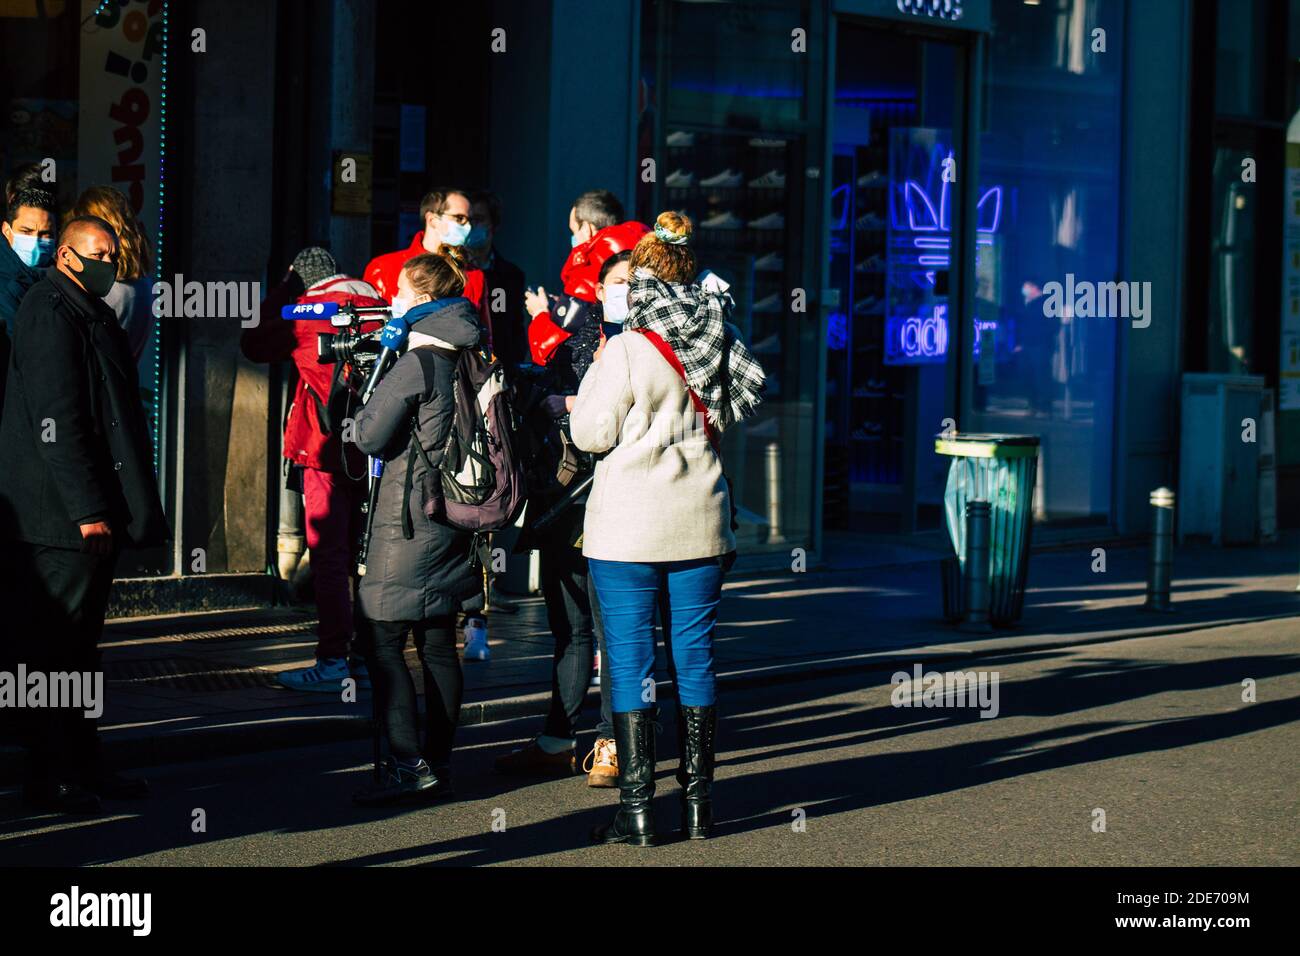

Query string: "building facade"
[1, 0, 1295, 601]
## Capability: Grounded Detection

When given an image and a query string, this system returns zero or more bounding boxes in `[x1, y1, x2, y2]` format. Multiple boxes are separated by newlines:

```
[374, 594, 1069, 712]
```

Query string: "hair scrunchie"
[654, 223, 690, 245]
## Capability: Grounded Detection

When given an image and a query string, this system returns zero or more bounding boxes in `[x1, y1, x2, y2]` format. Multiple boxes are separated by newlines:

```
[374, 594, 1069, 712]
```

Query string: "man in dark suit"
[0, 215, 167, 814]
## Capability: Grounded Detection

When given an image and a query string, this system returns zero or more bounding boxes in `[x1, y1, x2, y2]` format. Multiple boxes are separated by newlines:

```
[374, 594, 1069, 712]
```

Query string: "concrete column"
[181, 0, 278, 572]
[488, 0, 638, 286]
[1114, 0, 1193, 535]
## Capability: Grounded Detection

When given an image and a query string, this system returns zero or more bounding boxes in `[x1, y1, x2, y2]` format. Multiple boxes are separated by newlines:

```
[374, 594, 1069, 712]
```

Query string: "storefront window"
[2, 0, 169, 573]
[973, 0, 1125, 522]
[826, 22, 964, 532]
[1215, 0, 1271, 118]
[639, 0, 820, 553]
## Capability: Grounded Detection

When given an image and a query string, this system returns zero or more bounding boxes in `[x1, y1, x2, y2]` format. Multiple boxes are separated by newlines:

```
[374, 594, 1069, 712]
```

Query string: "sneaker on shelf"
[277, 656, 351, 693]
[856, 170, 887, 188]
[853, 295, 883, 315]
[701, 210, 744, 230]
[748, 212, 786, 230]
[855, 254, 885, 273]
[583, 738, 619, 789]
[748, 169, 786, 189]
[494, 739, 578, 777]
[749, 136, 786, 149]
[854, 211, 887, 231]
[752, 294, 782, 314]
[751, 332, 781, 353]
[666, 130, 696, 147]
[463, 617, 490, 662]
[700, 168, 743, 188]
[754, 251, 784, 272]
[665, 168, 695, 188]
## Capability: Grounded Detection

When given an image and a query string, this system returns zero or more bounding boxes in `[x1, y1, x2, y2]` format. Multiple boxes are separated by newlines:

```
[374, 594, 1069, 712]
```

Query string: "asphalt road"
[2, 619, 1297, 867]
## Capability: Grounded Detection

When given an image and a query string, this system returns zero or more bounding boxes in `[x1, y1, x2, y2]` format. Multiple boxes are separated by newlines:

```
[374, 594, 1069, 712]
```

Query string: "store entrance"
[824, 22, 968, 535]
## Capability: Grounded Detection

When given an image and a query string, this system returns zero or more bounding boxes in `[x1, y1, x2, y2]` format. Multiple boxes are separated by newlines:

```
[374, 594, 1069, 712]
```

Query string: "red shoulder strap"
[634, 328, 720, 454]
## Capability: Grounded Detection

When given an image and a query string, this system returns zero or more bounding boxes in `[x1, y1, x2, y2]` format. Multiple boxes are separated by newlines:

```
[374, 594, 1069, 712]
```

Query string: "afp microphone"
[360, 317, 410, 404]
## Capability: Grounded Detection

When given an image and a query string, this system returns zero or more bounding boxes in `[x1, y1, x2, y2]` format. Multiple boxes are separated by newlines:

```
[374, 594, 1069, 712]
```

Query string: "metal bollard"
[765, 441, 785, 544]
[1145, 487, 1176, 612]
[961, 499, 993, 633]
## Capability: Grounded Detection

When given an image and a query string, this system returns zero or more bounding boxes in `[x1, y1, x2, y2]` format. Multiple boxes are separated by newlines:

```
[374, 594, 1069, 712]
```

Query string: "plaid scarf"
[624, 272, 766, 429]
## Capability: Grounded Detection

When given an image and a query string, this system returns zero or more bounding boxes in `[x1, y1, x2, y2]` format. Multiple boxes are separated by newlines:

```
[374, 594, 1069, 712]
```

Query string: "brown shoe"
[583, 737, 619, 788]
[494, 740, 577, 776]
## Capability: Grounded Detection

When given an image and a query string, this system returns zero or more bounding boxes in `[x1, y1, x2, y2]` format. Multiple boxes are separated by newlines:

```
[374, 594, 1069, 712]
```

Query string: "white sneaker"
[700, 168, 743, 188]
[666, 130, 695, 147]
[748, 170, 786, 189]
[665, 169, 695, 188]
[752, 294, 782, 314]
[463, 618, 490, 662]
[749, 137, 786, 149]
[277, 656, 351, 693]
[754, 251, 784, 272]
[748, 212, 785, 230]
[701, 211, 744, 230]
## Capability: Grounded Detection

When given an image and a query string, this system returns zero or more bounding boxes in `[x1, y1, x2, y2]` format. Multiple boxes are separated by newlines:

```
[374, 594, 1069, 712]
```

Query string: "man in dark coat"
[468, 190, 527, 377]
[0, 214, 168, 815]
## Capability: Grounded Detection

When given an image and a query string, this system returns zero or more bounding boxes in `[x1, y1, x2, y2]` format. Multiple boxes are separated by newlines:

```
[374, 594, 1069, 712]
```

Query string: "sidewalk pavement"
[3, 532, 1298, 775]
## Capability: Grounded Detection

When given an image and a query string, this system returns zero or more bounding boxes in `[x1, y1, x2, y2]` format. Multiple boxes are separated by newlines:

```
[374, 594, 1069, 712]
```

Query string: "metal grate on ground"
[105, 658, 283, 692]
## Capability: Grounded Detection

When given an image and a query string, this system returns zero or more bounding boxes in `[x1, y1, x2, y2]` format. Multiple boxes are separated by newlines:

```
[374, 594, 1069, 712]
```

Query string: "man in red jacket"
[242, 247, 386, 692]
[364, 186, 485, 312]
[525, 190, 647, 367]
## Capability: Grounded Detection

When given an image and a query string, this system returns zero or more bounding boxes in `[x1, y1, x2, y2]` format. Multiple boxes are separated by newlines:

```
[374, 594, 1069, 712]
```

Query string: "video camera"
[280, 300, 392, 368]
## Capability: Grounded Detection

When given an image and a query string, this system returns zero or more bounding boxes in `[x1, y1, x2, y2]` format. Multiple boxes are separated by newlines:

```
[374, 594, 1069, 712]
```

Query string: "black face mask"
[67, 248, 118, 298]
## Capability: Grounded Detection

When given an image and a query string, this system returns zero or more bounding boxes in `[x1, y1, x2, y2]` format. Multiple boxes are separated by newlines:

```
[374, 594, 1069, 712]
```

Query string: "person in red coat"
[364, 187, 486, 316]
[525, 191, 648, 368]
[242, 247, 386, 692]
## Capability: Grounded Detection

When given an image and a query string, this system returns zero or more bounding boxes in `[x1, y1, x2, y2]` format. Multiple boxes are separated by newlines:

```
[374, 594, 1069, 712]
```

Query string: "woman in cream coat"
[570, 211, 766, 847]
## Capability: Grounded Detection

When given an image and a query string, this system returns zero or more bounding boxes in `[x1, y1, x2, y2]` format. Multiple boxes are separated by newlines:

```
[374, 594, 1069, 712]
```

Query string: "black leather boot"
[677, 705, 717, 839]
[591, 710, 656, 847]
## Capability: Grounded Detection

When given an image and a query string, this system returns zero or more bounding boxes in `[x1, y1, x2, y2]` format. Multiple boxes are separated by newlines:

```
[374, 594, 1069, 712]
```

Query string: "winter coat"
[241, 273, 386, 474]
[363, 231, 486, 315]
[526, 220, 649, 366]
[353, 297, 485, 623]
[0, 266, 167, 549]
[0, 239, 40, 335]
[569, 329, 734, 563]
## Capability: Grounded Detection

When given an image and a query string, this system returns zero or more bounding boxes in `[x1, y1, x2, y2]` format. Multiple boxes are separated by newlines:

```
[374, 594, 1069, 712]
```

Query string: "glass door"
[827, 22, 967, 533]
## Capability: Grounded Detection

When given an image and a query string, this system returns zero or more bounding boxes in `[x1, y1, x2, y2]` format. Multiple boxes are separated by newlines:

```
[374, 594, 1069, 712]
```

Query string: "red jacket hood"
[560, 220, 650, 302]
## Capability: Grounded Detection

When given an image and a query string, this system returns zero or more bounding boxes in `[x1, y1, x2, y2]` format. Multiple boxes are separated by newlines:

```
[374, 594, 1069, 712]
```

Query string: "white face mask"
[391, 295, 412, 319]
[601, 283, 630, 324]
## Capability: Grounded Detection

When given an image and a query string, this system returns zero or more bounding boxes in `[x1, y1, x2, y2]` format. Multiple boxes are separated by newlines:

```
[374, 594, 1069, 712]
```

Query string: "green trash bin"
[934, 433, 1040, 626]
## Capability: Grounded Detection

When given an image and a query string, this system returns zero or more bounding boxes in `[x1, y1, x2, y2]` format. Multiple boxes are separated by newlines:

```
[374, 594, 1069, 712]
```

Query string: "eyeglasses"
[441, 212, 471, 226]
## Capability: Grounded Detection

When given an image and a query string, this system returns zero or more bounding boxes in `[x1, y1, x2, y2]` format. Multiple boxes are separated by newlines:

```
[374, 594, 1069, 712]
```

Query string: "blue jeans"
[588, 557, 724, 713]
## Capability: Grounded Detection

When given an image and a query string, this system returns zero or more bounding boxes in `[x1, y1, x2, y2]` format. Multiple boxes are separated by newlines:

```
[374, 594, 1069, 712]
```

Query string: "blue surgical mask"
[571, 233, 582, 248]
[11, 233, 53, 268]
[601, 283, 629, 324]
[466, 224, 490, 250]
[441, 219, 472, 247]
